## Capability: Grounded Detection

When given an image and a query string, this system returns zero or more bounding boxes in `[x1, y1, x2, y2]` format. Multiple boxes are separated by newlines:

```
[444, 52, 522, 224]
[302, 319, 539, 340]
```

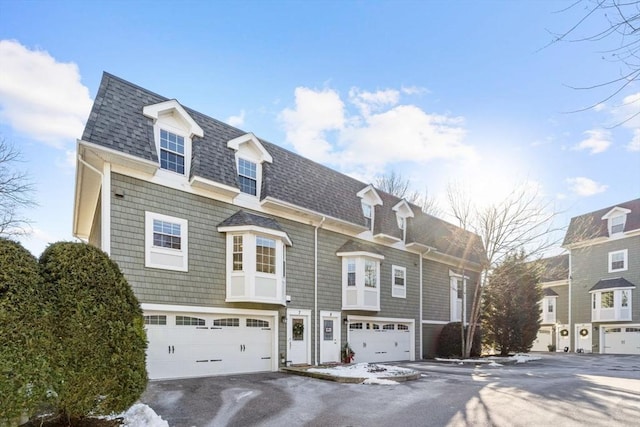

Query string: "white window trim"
[338, 251, 383, 311]
[145, 211, 188, 272]
[608, 249, 628, 273]
[227, 133, 273, 201]
[221, 227, 288, 306]
[541, 296, 557, 324]
[590, 288, 633, 322]
[392, 265, 407, 299]
[449, 271, 468, 323]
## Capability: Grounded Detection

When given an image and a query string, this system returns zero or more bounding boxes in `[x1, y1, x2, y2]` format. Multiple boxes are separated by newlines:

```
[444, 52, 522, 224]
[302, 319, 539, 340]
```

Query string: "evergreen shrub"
[40, 242, 148, 418]
[436, 322, 482, 358]
[0, 238, 52, 421]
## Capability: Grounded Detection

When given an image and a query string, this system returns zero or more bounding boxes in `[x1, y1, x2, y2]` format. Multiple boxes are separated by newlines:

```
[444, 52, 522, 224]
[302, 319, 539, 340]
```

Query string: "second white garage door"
[602, 325, 640, 354]
[145, 311, 276, 379]
[348, 320, 413, 363]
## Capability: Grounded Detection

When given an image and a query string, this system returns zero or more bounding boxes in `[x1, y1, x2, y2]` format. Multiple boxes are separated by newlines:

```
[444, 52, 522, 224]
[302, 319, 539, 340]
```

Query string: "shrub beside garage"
[0, 239, 148, 424]
[436, 322, 482, 358]
[0, 238, 53, 422]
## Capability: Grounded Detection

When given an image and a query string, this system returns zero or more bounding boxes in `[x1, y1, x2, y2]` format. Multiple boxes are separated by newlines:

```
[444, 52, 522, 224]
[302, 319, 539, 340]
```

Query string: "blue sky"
[1, 0, 638, 256]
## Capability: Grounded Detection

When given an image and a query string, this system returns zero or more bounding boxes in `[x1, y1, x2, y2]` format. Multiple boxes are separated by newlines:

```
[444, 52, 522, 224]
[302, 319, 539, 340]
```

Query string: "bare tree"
[375, 171, 442, 216]
[446, 182, 563, 357]
[550, 0, 640, 123]
[0, 138, 35, 237]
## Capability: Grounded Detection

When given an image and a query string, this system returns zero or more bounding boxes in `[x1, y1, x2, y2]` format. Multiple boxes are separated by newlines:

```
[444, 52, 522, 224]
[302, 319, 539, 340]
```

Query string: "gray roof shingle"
[217, 210, 286, 234]
[83, 73, 486, 265]
[589, 277, 636, 292]
[564, 198, 640, 246]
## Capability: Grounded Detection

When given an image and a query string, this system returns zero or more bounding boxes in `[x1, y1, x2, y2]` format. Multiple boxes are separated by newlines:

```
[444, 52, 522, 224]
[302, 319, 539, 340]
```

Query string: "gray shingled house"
[530, 254, 570, 352]
[73, 73, 486, 379]
[562, 198, 640, 354]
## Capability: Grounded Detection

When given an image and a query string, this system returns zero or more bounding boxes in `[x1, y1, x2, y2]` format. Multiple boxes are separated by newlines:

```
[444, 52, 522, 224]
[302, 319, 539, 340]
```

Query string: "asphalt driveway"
[140, 353, 640, 427]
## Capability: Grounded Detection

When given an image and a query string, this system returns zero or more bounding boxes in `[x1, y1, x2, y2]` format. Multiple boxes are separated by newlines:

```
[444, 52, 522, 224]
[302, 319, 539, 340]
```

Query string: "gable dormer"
[602, 206, 631, 237]
[143, 100, 203, 178]
[392, 199, 415, 242]
[227, 133, 273, 199]
[356, 185, 383, 231]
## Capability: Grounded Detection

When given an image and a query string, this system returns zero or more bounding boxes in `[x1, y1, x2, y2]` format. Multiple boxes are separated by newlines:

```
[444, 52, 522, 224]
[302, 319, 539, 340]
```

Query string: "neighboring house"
[530, 254, 570, 352]
[73, 73, 486, 380]
[563, 198, 640, 354]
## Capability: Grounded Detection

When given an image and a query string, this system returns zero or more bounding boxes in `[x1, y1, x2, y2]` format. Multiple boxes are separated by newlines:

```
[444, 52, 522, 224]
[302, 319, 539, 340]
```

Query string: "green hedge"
[0, 238, 52, 421]
[436, 322, 482, 358]
[40, 242, 148, 418]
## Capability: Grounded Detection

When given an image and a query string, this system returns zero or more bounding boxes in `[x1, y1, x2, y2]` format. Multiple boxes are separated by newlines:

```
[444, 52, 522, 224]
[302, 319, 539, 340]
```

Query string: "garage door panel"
[145, 312, 274, 379]
[349, 320, 412, 363]
[603, 326, 640, 355]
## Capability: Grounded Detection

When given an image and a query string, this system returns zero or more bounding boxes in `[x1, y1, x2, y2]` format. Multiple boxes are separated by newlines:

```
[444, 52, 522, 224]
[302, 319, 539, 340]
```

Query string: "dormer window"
[227, 133, 273, 200]
[160, 129, 185, 174]
[398, 216, 405, 230]
[238, 158, 258, 196]
[611, 215, 625, 234]
[362, 202, 372, 229]
[392, 199, 414, 242]
[601, 207, 631, 237]
[143, 100, 203, 180]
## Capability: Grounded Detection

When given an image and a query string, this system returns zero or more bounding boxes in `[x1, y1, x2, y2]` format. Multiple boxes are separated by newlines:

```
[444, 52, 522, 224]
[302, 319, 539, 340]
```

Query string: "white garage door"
[602, 326, 640, 355]
[348, 321, 412, 363]
[145, 312, 275, 379]
[531, 327, 553, 352]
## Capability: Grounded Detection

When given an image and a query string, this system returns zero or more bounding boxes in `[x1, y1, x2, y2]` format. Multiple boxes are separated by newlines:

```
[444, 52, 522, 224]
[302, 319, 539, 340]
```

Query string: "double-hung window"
[392, 265, 406, 298]
[591, 288, 633, 321]
[256, 236, 276, 274]
[238, 158, 257, 196]
[160, 129, 185, 174]
[145, 212, 188, 272]
[610, 215, 625, 234]
[608, 249, 628, 273]
[362, 202, 372, 230]
[541, 296, 557, 324]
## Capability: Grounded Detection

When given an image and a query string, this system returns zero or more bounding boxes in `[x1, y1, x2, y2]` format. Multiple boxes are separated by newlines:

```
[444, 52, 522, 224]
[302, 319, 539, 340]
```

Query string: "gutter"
[419, 247, 432, 360]
[314, 216, 326, 365]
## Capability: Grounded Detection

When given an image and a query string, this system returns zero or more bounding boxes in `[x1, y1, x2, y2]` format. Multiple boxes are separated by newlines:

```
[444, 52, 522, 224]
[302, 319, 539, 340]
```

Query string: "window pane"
[347, 259, 356, 286]
[233, 235, 243, 271]
[256, 237, 276, 274]
[364, 260, 377, 288]
[152, 219, 181, 249]
[160, 130, 185, 174]
[601, 291, 614, 308]
[394, 268, 405, 287]
[323, 319, 333, 341]
[621, 290, 629, 307]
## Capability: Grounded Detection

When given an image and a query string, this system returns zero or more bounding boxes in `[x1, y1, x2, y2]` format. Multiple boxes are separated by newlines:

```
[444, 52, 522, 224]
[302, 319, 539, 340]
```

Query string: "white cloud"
[628, 129, 640, 152]
[593, 102, 606, 112]
[279, 86, 473, 172]
[401, 86, 429, 96]
[227, 110, 245, 127]
[572, 129, 611, 154]
[566, 177, 608, 197]
[279, 87, 345, 162]
[0, 39, 92, 148]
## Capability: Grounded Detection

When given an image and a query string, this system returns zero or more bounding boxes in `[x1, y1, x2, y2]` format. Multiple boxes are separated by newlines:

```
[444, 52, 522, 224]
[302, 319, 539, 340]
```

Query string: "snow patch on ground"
[435, 353, 541, 365]
[107, 403, 169, 427]
[363, 378, 399, 385]
[307, 363, 415, 381]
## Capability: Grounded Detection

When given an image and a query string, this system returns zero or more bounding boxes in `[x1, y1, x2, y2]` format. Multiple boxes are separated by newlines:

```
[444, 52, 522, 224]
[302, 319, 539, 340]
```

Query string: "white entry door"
[287, 309, 311, 365]
[575, 323, 593, 353]
[320, 311, 341, 363]
[557, 324, 570, 351]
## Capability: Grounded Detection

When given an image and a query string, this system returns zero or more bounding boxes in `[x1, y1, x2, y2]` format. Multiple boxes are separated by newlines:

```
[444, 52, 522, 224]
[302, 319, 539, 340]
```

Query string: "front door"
[575, 323, 593, 353]
[557, 324, 570, 352]
[287, 309, 310, 365]
[320, 311, 341, 363]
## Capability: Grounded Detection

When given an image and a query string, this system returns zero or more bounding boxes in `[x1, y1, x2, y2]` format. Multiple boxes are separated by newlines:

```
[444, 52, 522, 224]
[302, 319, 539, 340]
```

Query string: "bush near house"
[0, 238, 52, 422]
[40, 242, 148, 419]
[436, 322, 482, 358]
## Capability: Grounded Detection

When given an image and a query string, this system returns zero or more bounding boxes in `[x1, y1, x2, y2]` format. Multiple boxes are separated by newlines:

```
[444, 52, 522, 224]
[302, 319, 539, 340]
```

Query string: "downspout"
[314, 216, 326, 366]
[568, 252, 573, 351]
[419, 247, 432, 360]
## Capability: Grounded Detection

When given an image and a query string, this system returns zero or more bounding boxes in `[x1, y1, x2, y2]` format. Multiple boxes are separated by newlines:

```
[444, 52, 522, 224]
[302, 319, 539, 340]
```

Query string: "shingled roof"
[589, 277, 636, 292]
[82, 72, 486, 266]
[536, 254, 569, 283]
[563, 198, 640, 246]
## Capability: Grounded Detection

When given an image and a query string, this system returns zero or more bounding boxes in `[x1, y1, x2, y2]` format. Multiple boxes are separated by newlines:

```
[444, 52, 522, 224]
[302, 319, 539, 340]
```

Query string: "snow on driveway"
[307, 362, 416, 384]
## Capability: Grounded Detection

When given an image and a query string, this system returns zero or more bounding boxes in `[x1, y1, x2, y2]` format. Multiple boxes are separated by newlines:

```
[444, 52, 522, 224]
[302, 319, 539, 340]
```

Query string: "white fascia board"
[406, 242, 436, 254]
[142, 99, 204, 138]
[141, 303, 279, 317]
[335, 250, 385, 260]
[79, 140, 159, 175]
[601, 207, 631, 220]
[421, 320, 450, 325]
[542, 280, 569, 288]
[190, 176, 240, 198]
[227, 133, 273, 163]
[563, 230, 640, 250]
[374, 233, 402, 243]
[424, 250, 484, 273]
[217, 224, 293, 246]
[356, 184, 383, 205]
[588, 286, 636, 294]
